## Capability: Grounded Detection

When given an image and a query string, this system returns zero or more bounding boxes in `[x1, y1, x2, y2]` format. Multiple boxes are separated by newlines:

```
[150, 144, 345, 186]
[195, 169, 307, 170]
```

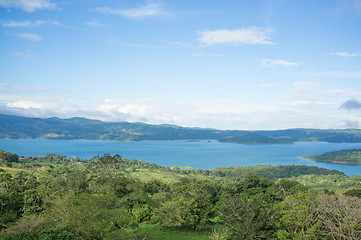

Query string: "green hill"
[0, 114, 243, 141]
[1, 114, 361, 143]
[1, 150, 360, 240]
[303, 149, 361, 165]
[218, 133, 293, 144]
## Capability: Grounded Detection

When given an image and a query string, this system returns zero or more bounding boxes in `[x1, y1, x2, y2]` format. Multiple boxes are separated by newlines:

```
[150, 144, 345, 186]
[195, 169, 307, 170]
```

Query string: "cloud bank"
[0, 0, 55, 12]
[95, 2, 166, 19]
[2, 20, 59, 27]
[329, 52, 361, 57]
[198, 27, 274, 46]
[343, 117, 361, 128]
[260, 59, 298, 67]
[15, 32, 43, 41]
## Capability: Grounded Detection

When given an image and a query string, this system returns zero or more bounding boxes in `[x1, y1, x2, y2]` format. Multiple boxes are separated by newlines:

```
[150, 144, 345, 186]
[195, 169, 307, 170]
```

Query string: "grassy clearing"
[0, 166, 27, 175]
[170, 166, 193, 170]
[135, 224, 210, 240]
[127, 169, 184, 183]
[127, 169, 214, 183]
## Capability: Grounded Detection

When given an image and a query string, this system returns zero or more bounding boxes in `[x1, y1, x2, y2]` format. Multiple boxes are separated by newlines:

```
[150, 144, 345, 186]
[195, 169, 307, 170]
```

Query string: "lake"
[1, 139, 361, 176]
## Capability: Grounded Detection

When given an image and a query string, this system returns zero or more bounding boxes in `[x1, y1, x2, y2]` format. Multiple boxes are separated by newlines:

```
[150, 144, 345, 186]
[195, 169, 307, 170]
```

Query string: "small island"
[302, 149, 361, 165]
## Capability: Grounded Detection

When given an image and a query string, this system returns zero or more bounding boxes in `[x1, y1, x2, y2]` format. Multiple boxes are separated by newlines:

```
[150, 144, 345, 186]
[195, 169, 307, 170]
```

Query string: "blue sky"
[1, 0, 361, 130]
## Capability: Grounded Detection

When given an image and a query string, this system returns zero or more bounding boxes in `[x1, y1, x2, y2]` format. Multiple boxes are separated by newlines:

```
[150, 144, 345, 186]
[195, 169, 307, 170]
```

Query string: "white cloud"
[0, 96, 348, 130]
[12, 51, 30, 58]
[260, 59, 299, 67]
[1, 98, 153, 123]
[293, 81, 317, 87]
[324, 89, 361, 98]
[2, 20, 44, 27]
[291, 82, 319, 95]
[198, 27, 274, 46]
[342, 116, 361, 128]
[2, 20, 59, 27]
[0, 88, 358, 130]
[15, 33, 43, 41]
[85, 20, 104, 27]
[279, 100, 329, 107]
[7, 100, 46, 109]
[328, 52, 361, 57]
[300, 71, 361, 78]
[96, 103, 148, 119]
[94, 2, 166, 18]
[0, 0, 56, 12]
[0, 83, 9, 90]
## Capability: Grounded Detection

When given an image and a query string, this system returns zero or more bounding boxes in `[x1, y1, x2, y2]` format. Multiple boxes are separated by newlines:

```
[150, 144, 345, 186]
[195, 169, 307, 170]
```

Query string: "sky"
[1, 0, 361, 130]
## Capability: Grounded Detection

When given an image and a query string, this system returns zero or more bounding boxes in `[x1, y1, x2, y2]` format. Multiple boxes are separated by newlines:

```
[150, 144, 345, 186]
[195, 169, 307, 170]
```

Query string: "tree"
[88, 154, 124, 178]
[0, 150, 19, 164]
[275, 193, 320, 239]
[316, 194, 361, 240]
[155, 178, 220, 230]
[218, 176, 279, 239]
[44, 193, 134, 239]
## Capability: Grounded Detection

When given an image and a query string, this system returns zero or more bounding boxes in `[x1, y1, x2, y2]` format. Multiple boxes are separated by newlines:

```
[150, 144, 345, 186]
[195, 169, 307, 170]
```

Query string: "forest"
[303, 149, 361, 165]
[1, 150, 361, 239]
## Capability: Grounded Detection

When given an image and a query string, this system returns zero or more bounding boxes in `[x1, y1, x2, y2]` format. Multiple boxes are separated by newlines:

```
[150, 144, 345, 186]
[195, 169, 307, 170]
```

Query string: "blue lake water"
[1, 139, 361, 176]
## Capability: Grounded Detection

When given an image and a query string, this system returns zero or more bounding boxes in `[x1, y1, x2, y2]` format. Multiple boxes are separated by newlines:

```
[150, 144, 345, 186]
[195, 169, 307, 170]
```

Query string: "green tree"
[155, 178, 220, 230]
[275, 193, 320, 239]
[44, 193, 134, 239]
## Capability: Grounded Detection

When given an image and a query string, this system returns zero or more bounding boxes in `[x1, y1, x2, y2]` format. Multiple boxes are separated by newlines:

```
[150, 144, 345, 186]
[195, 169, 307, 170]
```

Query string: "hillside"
[1, 114, 361, 143]
[218, 133, 293, 144]
[1, 150, 360, 239]
[0, 114, 242, 141]
[303, 149, 361, 165]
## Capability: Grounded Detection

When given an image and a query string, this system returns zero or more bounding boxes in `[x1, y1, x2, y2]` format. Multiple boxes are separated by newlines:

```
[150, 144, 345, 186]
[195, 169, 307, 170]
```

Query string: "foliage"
[154, 178, 220, 230]
[316, 194, 361, 239]
[343, 187, 361, 197]
[219, 176, 278, 239]
[0, 150, 19, 165]
[304, 148, 361, 165]
[194, 164, 344, 180]
[1, 151, 361, 240]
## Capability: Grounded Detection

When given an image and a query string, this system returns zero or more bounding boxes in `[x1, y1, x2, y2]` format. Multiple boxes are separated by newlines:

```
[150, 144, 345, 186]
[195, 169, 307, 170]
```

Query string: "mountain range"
[1, 114, 361, 144]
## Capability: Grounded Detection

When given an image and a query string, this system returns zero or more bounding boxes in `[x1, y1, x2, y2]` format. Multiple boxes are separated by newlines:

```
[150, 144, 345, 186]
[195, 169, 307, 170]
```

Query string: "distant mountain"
[1, 114, 361, 143]
[219, 133, 293, 144]
[0, 114, 245, 141]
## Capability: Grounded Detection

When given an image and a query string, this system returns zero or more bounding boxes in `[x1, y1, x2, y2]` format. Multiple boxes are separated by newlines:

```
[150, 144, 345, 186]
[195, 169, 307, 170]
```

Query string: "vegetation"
[2, 114, 361, 143]
[219, 133, 293, 144]
[303, 149, 361, 165]
[1, 149, 361, 239]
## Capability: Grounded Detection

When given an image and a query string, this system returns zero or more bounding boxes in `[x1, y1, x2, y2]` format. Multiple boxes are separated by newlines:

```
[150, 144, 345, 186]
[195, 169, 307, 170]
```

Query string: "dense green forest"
[303, 149, 361, 165]
[2, 114, 361, 143]
[1, 150, 361, 239]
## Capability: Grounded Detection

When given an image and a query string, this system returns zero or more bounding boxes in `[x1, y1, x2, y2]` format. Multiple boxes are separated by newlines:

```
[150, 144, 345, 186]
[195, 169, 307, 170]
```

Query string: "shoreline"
[300, 155, 361, 165]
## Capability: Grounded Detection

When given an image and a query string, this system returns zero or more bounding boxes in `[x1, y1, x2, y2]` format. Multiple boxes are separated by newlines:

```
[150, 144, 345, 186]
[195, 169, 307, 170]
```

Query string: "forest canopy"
[303, 149, 361, 165]
[0, 150, 360, 239]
